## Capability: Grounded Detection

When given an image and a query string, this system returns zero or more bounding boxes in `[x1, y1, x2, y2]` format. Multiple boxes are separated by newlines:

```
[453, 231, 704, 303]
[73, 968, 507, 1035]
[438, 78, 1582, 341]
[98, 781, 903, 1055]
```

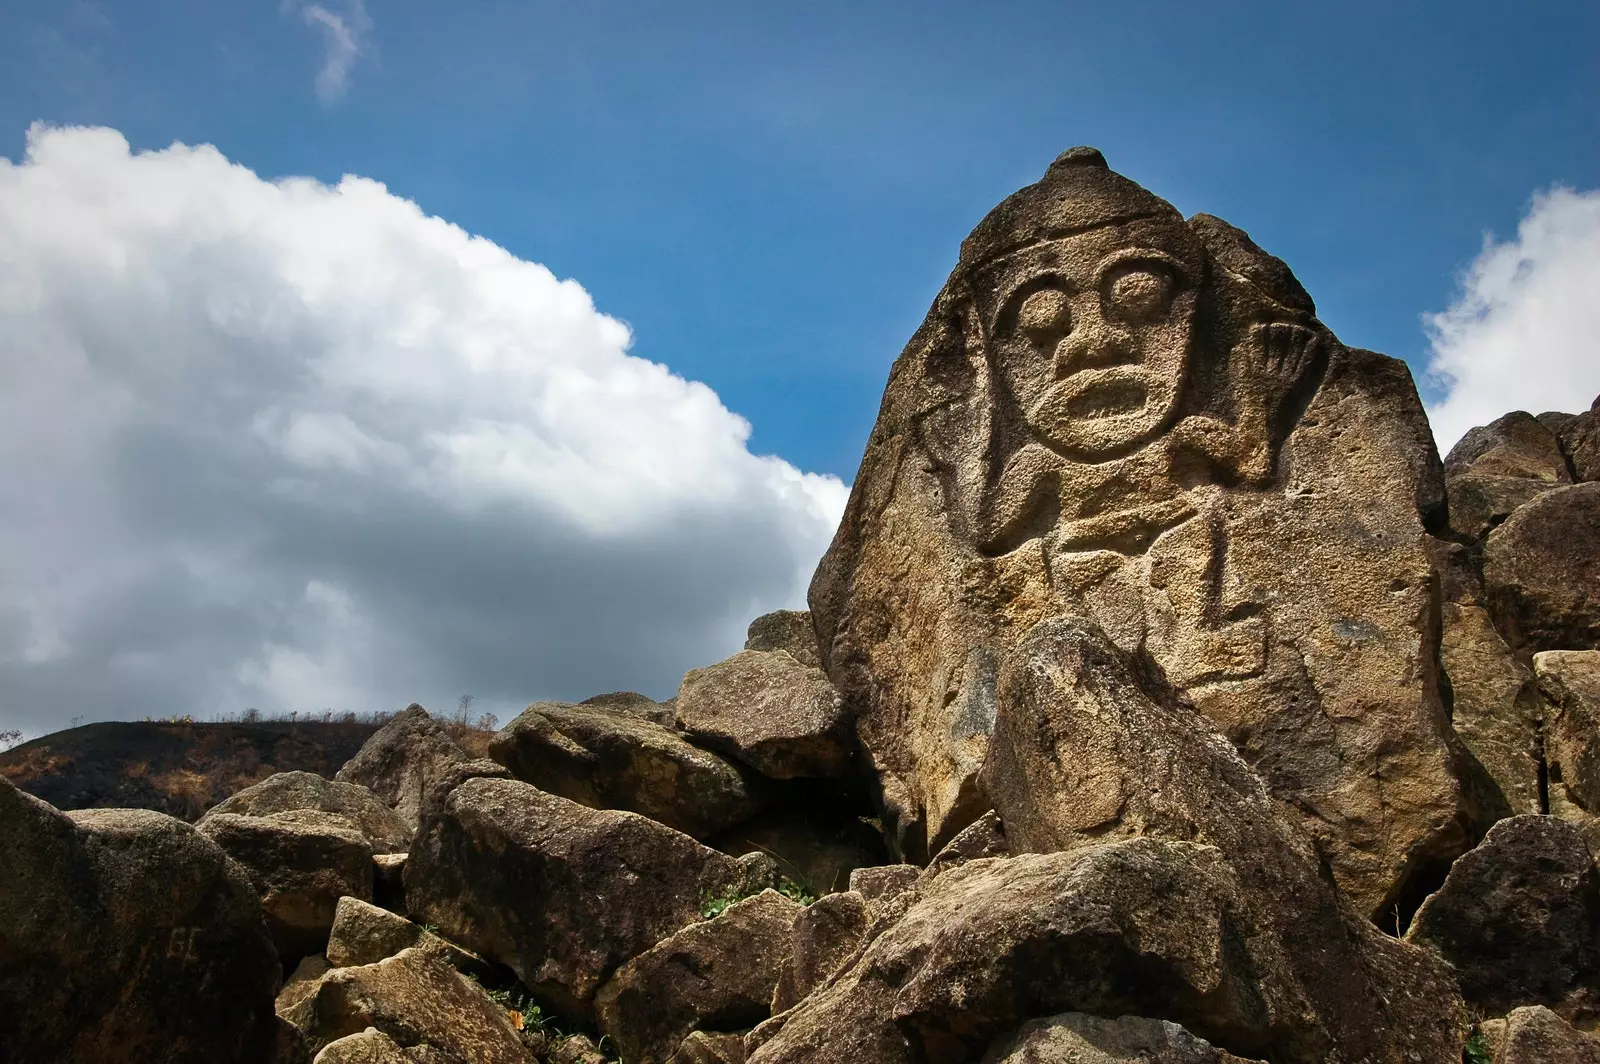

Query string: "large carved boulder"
[404, 777, 774, 1016]
[282, 947, 527, 1064]
[488, 701, 763, 838]
[808, 147, 1464, 915]
[676, 650, 853, 779]
[199, 809, 375, 962]
[595, 889, 801, 1064]
[336, 704, 508, 829]
[203, 771, 412, 854]
[748, 619, 1468, 1064]
[1408, 815, 1600, 1024]
[983, 1013, 1266, 1064]
[1484, 483, 1600, 652]
[0, 779, 281, 1064]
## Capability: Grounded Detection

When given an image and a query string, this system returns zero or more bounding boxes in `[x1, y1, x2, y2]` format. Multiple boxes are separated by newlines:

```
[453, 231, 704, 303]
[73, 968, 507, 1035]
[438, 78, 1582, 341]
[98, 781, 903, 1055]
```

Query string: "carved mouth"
[1063, 377, 1149, 421]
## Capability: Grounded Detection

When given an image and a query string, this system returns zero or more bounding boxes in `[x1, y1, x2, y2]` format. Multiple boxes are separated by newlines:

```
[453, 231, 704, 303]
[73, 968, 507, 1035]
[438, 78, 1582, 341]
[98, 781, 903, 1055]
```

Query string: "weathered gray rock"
[982, 1012, 1267, 1063]
[325, 896, 489, 978]
[580, 690, 678, 727]
[596, 889, 800, 1064]
[744, 609, 823, 668]
[1445, 410, 1573, 483]
[808, 147, 1465, 917]
[770, 889, 869, 1012]
[670, 1031, 748, 1064]
[1484, 483, 1600, 652]
[0, 780, 281, 1064]
[750, 618, 1468, 1064]
[1538, 651, 1600, 844]
[283, 947, 527, 1063]
[1407, 815, 1600, 1023]
[336, 704, 508, 829]
[677, 650, 853, 779]
[204, 771, 412, 854]
[405, 776, 774, 1016]
[488, 701, 762, 838]
[199, 809, 374, 962]
[1493, 1005, 1600, 1064]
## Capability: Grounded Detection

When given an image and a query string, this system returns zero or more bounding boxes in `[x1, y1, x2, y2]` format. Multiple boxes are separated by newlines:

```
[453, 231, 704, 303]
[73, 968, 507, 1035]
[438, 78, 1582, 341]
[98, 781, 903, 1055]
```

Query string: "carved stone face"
[977, 222, 1199, 459]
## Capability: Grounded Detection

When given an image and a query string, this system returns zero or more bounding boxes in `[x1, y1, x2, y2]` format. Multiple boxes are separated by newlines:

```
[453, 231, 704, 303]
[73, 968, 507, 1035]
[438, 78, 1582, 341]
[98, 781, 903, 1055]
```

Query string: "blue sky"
[1, 1, 1596, 733]
[7, 0, 1595, 477]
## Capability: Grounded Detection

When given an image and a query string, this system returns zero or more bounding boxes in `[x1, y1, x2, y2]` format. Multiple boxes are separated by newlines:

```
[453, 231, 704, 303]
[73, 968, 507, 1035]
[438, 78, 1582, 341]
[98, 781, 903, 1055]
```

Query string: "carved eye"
[1104, 267, 1173, 322]
[1016, 288, 1072, 343]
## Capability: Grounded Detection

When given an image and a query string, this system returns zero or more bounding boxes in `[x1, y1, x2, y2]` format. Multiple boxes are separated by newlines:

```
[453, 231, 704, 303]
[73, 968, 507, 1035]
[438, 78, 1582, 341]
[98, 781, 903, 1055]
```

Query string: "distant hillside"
[0, 719, 386, 820]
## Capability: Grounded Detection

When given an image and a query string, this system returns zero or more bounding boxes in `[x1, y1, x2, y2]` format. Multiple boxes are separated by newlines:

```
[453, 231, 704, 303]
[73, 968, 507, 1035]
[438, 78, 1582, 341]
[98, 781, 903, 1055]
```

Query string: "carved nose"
[1053, 319, 1136, 377]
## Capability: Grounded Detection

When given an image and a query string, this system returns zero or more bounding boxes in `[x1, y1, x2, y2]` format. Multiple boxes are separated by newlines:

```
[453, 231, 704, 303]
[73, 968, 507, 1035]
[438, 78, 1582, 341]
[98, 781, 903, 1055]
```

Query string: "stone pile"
[4, 149, 1600, 1064]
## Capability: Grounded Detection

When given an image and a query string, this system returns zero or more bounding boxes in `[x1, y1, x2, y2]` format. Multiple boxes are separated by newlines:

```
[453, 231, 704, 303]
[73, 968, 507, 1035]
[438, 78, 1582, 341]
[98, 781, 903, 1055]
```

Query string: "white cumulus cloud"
[0, 124, 849, 735]
[285, 0, 371, 102]
[1424, 185, 1600, 452]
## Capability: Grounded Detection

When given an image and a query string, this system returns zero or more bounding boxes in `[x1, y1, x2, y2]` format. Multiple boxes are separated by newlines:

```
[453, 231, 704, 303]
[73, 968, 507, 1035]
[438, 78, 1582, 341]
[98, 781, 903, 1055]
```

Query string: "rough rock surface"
[770, 889, 868, 1012]
[580, 690, 678, 727]
[204, 770, 413, 854]
[751, 618, 1468, 1064]
[488, 701, 762, 838]
[595, 889, 800, 1064]
[670, 1030, 748, 1063]
[405, 776, 773, 1015]
[1483, 483, 1600, 652]
[808, 147, 1464, 916]
[1560, 395, 1600, 483]
[706, 800, 889, 895]
[283, 947, 526, 1063]
[982, 1012, 1266, 1063]
[1407, 815, 1600, 1023]
[0, 779, 281, 1064]
[335, 705, 507, 829]
[1440, 596, 1544, 819]
[676, 649, 853, 779]
[1537, 651, 1600, 844]
[325, 896, 488, 977]
[744, 609, 823, 668]
[1492, 1005, 1600, 1064]
[848, 863, 921, 904]
[199, 809, 374, 961]
[281, 955, 334, 1014]
[311, 1027, 419, 1063]
[1445, 411, 1574, 483]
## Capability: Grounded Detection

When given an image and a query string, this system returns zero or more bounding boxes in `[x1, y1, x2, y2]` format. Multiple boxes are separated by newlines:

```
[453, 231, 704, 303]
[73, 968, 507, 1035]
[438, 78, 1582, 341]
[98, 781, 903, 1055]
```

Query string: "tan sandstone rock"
[199, 809, 375, 962]
[807, 146, 1464, 916]
[1537, 651, 1600, 844]
[1494, 1005, 1600, 1063]
[488, 700, 763, 838]
[676, 649, 853, 780]
[0, 779, 281, 1064]
[595, 889, 800, 1064]
[335, 704, 509, 829]
[325, 896, 489, 978]
[404, 776, 774, 1017]
[204, 770, 413, 854]
[579, 690, 678, 727]
[769, 889, 869, 1012]
[283, 947, 526, 1064]
[744, 609, 823, 668]
[312, 1027, 450, 1063]
[982, 1012, 1267, 1063]
[670, 1030, 749, 1063]
[1483, 483, 1600, 653]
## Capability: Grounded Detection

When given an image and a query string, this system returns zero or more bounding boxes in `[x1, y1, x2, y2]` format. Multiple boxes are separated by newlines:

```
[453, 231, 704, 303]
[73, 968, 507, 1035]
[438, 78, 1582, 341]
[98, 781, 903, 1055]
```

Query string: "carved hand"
[1238, 321, 1321, 414]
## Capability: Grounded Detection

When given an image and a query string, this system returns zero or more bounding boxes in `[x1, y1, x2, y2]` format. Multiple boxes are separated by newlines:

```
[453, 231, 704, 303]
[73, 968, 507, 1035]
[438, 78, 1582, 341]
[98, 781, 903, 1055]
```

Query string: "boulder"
[281, 955, 334, 1014]
[1446, 474, 1559, 543]
[847, 864, 920, 906]
[1560, 395, 1600, 483]
[199, 809, 374, 962]
[770, 889, 869, 1012]
[671, 1031, 748, 1063]
[373, 853, 407, 912]
[676, 649, 853, 779]
[1444, 410, 1573, 483]
[405, 776, 774, 1016]
[204, 771, 412, 854]
[982, 1012, 1267, 1063]
[1440, 599, 1544, 818]
[807, 147, 1464, 916]
[580, 690, 678, 727]
[750, 618, 1468, 1064]
[744, 609, 823, 668]
[311, 1027, 443, 1063]
[923, 810, 1010, 881]
[1537, 651, 1600, 844]
[283, 947, 526, 1063]
[548, 1034, 611, 1064]
[1406, 815, 1600, 1023]
[325, 896, 489, 978]
[335, 704, 508, 829]
[488, 701, 763, 838]
[0, 780, 281, 1064]
[595, 889, 801, 1064]
[1493, 1005, 1600, 1064]
[1483, 483, 1600, 652]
